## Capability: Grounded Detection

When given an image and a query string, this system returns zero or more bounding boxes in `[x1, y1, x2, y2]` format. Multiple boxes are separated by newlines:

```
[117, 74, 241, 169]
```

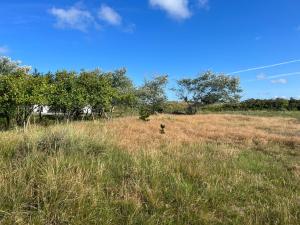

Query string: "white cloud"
[256, 73, 267, 80]
[0, 45, 9, 55]
[198, 0, 209, 10]
[271, 78, 288, 84]
[98, 4, 122, 26]
[149, 0, 191, 20]
[49, 5, 94, 32]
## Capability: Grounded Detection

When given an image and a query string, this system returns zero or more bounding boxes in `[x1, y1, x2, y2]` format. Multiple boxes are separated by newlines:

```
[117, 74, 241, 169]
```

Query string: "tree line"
[1, 56, 298, 130]
[0, 57, 138, 129]
[199, 98, 300, 112]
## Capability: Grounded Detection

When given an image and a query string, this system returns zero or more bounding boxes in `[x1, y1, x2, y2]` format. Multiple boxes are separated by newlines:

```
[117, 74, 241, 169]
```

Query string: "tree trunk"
[66, 112, 71, 124]
[5, 114, 10, 130]
[26, 113, 32, 129]
[91, 112, 95, 122]
[39, 106, 42, 120]
[103, 111, 109, 120]
[23, 107, 26, 131]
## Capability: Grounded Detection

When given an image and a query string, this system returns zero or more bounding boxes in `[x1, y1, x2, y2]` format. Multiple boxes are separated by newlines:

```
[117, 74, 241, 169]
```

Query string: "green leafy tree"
[21, 74, 52, 127]
[0, 73, 23, 128]
[288, 98, 300, 110]
[49, 70, 85, 121]
[0, 57, 43, 129]
[138, 75, 168, 120]
[0, 71, 50, 128]
[175, 71, 242, 113]
[108, 68, 137, 109]
[78, 69, 116, 120]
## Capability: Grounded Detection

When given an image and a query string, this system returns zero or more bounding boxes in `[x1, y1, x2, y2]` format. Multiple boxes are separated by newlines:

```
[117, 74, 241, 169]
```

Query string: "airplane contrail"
[268, 71, 300, 79]
[229, 59, 300, 75]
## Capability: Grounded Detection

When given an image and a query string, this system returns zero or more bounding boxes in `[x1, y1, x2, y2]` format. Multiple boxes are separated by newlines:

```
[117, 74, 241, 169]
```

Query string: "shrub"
[163, 101, 188, 114]
[139, 106, 151, 121]
[288, 98, 300, 110]
[199, 98, 300, 112]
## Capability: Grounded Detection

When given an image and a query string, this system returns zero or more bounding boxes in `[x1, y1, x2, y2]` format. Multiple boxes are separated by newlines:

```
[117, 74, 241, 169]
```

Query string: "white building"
[33, 105, 50, 115]
[33, 105, 92, 115]
[83, 106, 92, 114]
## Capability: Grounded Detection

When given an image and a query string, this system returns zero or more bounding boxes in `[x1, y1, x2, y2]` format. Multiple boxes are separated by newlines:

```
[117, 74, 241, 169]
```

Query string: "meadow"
[0, 113, 299, 224]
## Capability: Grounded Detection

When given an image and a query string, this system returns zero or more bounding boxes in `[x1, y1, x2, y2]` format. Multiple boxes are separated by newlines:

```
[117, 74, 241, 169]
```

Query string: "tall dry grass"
[106, 114, 300, 152]
[0, 114, 299, 224]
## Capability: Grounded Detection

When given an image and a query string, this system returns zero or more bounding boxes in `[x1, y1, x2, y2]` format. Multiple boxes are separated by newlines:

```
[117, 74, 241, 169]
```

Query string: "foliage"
[200, 98, 300, 112]
[162, 101, 189, 114]
[0, 72, 23, 128]
[0, 56, 31, 75]
[0, 57, 140, 128]
[0, 72, 53, 128]
[137, 75, 168, 119]
[241, 98, 289, 110]
[288, 98, 300, 110]
[175, 71, 242, 113]
[46, 69, 137, 120]
[108, 68, 137, 108]
[139, 106, 151, 121]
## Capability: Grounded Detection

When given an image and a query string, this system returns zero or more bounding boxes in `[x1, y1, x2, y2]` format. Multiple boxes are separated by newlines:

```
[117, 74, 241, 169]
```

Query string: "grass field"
[0, 113, 299, 224]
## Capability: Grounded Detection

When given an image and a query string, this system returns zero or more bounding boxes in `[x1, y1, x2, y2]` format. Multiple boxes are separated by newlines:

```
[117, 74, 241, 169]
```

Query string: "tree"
[288, 98, 300, 110]
[0, 56, 31, 75]
[0, 73, 23, 128]
[108, 68, 137, 110]
[49, 70, 86, 122]
[0, 57, 34, 129]
[138, 75, 168, 119]
[78, 69, 116, 120]
[175, 71, 242, 113]
[20, 74, 52, 127]
[0, 71, 52, 129]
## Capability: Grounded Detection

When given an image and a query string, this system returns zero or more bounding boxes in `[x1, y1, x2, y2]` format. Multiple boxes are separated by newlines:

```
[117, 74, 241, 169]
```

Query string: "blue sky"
[0, 0, 300, 99]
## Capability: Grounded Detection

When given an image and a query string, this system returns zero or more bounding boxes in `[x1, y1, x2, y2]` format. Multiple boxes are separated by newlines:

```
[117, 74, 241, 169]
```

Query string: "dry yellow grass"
[1, 113, 299, 224]
[2, 114, 298, 154]
[105, 114, 300, 151]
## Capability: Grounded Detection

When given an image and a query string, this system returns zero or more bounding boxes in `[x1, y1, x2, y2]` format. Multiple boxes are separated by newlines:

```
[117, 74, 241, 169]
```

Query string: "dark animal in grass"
[160, 124, 165, 134]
